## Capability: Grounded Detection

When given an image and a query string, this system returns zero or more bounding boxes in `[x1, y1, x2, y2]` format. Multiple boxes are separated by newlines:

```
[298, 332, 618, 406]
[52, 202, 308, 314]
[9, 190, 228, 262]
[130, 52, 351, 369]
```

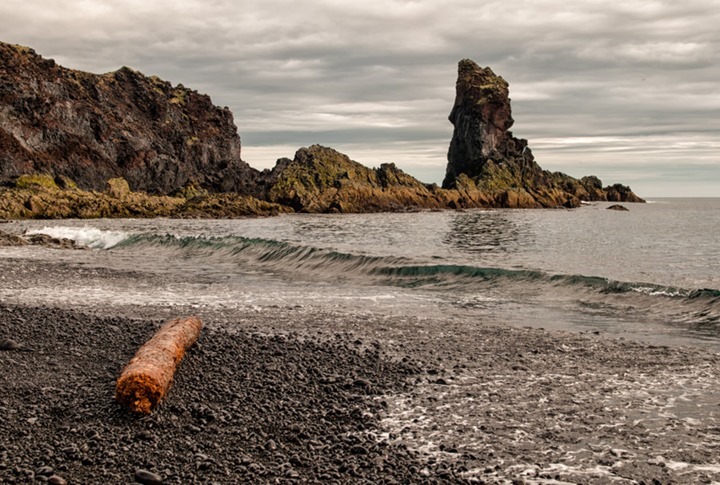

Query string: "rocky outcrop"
[0, 174, 287, 219]
[443, 59, 644, 207]
[0, 228, 82, 248]
[263, 145, 448, 213]
[0, 42, 259, 195]
[261, 144, 575, 213]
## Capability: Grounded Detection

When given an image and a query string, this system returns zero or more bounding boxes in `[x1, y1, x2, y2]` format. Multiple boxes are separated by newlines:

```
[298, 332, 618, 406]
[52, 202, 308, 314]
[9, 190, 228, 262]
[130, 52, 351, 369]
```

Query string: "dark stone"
[264, 439, 277, 452]
[0, 338, 21, 350]
[134, 469, 163, 485]
[350, 445, 369, 455]
[47, 476, 67, 485]
[36, 466, 54, 476]
[0, 230, 28, 246]
[607, 204, 630, 211]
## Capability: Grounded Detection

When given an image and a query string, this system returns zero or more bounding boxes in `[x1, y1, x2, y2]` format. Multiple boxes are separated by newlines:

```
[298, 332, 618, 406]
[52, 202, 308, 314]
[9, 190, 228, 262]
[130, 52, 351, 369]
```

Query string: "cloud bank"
[1, 0, 718, 196]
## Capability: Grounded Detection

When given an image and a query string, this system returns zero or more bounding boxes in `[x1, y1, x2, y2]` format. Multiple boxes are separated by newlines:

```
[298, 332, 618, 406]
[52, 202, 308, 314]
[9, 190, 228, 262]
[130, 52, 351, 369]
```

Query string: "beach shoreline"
[2, 250, 720, 483]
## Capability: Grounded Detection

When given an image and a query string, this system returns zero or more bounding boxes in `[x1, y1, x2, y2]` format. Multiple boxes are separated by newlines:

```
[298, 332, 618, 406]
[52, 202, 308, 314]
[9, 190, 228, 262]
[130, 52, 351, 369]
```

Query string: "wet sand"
[2, 254, 720, 483]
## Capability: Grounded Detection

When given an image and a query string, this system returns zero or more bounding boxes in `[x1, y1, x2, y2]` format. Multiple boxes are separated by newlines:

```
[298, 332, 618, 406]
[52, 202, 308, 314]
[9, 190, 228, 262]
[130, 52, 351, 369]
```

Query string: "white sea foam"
[26, 226, 130, 249]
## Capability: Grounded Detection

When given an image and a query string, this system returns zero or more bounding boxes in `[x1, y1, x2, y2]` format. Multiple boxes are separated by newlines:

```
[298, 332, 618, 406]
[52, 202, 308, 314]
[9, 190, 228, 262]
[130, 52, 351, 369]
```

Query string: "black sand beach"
[2, 254, 720, 483]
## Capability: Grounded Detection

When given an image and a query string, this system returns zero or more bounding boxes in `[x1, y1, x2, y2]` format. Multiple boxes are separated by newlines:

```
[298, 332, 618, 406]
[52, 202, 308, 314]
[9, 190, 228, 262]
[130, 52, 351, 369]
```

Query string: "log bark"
[115, 316, 202, 414]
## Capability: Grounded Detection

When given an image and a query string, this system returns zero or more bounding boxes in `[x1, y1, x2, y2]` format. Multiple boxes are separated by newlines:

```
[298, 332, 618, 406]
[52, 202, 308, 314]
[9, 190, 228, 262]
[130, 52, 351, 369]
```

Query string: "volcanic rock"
[442, 59, 644, 206]
[0, 42, 259, 195]
[0, 228, 27, 246]
[263, 145, 448, 213]
[0, 41, 644, 214]
[0, 175, 288, 219]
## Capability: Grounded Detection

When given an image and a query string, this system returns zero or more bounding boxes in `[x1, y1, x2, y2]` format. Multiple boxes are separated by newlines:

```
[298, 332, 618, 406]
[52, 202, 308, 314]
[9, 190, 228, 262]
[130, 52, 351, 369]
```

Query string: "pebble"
[135, 469, 163, 485]
[36, 466, 54, 476]
[264, 439, 277, 451]
[0, 338, 21, 351]
[47, 475, 68, 485]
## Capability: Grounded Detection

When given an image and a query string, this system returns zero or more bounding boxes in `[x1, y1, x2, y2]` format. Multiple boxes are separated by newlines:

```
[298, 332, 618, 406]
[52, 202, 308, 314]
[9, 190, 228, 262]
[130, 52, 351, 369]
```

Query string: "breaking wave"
[29, 227, 720, 325]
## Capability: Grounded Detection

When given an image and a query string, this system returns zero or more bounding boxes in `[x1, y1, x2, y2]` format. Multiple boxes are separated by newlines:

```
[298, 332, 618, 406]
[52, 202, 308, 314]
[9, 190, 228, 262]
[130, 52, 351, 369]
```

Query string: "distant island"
[0, 42, 642, 219]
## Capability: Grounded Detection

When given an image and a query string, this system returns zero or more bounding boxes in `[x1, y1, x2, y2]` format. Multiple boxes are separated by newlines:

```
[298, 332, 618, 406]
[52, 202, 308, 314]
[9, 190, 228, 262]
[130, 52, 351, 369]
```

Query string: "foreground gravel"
[0, 303, 444, 484]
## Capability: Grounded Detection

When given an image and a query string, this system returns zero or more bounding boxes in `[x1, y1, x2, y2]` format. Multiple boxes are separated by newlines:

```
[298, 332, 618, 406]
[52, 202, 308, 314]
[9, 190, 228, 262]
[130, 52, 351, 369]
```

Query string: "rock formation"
[0, 42, 260, 195]
[262, 145, 448, 213]
[443, 59, 644, 206]
[0, 42, 644, 217]
[0, 174, 287, 219]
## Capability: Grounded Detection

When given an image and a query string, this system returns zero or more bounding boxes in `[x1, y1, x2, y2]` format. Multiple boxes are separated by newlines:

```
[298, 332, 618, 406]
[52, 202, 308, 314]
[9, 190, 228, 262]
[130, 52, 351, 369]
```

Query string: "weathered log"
[115, 316, 202, 414]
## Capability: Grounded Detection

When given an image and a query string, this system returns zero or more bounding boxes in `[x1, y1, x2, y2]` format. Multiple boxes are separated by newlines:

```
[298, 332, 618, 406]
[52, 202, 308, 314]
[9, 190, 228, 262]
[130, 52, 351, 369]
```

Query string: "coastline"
[2, 255, 720, 483]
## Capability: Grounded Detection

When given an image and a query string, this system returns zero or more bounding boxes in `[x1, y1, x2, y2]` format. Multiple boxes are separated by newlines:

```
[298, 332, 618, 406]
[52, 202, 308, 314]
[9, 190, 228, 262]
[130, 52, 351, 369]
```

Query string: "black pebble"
[0, 338, 21, 351]
[135, 469, 163, 485]
[36, 466, 54, 476]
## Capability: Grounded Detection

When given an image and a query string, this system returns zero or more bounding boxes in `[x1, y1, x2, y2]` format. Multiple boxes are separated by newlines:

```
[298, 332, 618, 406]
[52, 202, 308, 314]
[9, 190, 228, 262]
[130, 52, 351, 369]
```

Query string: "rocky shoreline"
[0, 302, 437, 483]
[2, 248, 720, 483]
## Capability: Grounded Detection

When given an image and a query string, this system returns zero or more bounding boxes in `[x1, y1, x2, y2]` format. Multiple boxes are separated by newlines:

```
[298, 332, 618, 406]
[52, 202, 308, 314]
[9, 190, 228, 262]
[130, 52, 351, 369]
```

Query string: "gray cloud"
[1, 0, 718, 196]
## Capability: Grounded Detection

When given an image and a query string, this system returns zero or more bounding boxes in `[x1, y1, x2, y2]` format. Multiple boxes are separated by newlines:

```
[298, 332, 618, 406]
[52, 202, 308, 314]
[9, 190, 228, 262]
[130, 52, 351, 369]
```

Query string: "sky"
[1, 0, 718, 197]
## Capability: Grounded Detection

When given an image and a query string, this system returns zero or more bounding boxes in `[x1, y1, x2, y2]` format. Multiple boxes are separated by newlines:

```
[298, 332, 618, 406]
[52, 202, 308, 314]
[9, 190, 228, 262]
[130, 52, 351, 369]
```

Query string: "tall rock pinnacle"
[442, 59, 644, 206]
[443, 59, 526, 188]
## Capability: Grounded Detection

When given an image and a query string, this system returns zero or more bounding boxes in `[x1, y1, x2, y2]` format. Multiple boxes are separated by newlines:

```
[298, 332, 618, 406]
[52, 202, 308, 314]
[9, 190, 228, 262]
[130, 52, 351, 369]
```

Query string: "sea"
[2, 198, 719, 351]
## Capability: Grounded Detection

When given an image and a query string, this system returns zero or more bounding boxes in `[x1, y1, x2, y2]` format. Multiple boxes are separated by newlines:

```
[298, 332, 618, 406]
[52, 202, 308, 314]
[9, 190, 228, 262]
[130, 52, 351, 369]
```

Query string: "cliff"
[443, 59, 644, 206]
[0, 42, 644, 218]
[0, 42, 259, 195]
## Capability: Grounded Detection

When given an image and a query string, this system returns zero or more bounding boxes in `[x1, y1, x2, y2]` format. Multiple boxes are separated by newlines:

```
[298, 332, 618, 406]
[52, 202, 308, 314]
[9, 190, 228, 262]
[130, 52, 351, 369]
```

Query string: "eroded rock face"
[442, 59, 644, 206]
[444, 60, 518, 187]
[0, 42, 259, 195]
[264, 145, 445, 213]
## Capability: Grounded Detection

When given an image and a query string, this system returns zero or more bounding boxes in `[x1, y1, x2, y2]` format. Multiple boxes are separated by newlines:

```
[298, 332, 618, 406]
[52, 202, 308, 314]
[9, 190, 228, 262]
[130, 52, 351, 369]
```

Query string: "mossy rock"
[54, 175, 77, 189]
[14, 174, 58, 190]
[173, 181, 208, 199]
[106, 178, 131, 198]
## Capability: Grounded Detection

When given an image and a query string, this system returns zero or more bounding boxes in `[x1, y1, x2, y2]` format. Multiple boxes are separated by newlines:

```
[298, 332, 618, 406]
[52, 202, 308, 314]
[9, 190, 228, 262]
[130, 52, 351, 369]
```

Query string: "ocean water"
[3, 198, 719, 350]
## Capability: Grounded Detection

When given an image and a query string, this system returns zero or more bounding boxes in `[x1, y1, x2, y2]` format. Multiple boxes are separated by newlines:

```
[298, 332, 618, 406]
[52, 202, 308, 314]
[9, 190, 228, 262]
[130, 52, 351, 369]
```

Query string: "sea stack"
[443, 60, 519, 188]
[442, 59, 644, 206]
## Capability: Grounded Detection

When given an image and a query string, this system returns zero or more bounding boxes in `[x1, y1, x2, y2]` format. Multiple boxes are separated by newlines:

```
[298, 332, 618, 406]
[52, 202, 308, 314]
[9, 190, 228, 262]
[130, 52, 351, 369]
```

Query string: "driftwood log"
[115, 316, 202, 414]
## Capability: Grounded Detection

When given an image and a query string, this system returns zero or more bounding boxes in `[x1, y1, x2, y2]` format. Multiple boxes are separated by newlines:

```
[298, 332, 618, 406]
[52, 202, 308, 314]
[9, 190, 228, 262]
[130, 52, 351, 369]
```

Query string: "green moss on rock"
[14, 174, 58, 190]
[106, 178, 131, 198]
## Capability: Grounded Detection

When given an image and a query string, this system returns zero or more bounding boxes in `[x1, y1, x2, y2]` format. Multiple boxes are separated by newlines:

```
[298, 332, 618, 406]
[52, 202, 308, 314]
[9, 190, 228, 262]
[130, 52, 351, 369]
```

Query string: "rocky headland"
[0, 42, 643, 218]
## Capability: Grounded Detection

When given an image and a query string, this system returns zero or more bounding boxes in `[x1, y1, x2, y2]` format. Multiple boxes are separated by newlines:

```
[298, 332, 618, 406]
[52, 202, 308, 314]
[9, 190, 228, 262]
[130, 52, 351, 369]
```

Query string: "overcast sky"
[2, 0, 718, 196]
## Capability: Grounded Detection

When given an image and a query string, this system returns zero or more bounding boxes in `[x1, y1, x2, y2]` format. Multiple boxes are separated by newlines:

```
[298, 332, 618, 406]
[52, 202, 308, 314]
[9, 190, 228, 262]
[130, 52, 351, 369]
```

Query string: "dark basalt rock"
[0, 42, 260, 196]
[443, 59, 644, 206]
[607, 204, 630, 211]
